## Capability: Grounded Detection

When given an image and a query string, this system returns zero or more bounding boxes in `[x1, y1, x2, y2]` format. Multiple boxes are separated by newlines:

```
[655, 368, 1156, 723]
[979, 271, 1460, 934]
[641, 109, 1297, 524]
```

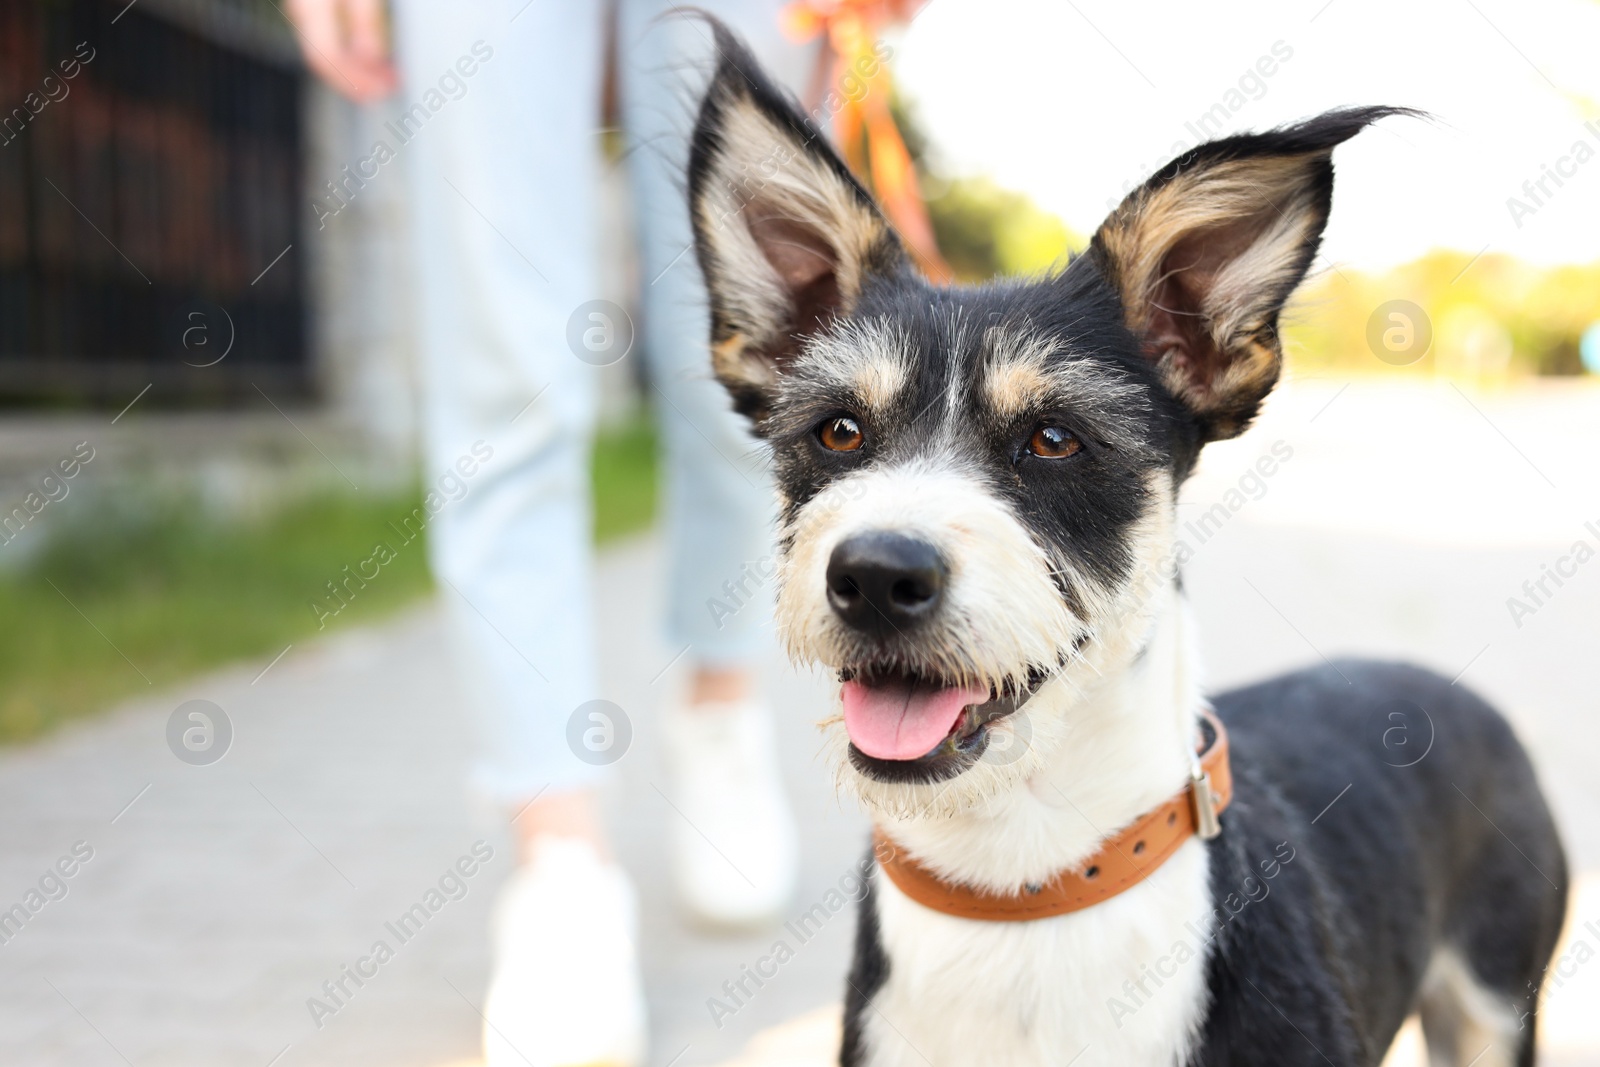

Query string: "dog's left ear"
[1091, 107, 1411, 440]
[688, 21, 907, 424]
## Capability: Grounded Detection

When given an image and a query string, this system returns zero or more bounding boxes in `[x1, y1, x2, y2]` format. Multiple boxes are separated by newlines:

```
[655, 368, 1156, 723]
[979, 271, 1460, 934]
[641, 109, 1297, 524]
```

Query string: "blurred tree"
[1288, 253, 1600, 378]
[887, 92, 1593, 376]
[923, 175, 1081, 281]
[889, 95, 1083, 282]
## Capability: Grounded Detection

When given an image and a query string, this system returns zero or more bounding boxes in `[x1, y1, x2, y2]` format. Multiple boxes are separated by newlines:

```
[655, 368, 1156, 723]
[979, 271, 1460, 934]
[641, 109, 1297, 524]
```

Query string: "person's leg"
[392, 0, 606, 829]
[620, 1, 819, 686]
[389, 3, 642, 1064]
[618, 0, 821, 925]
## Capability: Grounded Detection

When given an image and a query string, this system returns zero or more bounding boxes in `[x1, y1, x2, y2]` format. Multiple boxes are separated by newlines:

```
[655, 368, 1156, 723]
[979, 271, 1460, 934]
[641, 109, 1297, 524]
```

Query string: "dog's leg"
[1418, 948, 1525, 1067]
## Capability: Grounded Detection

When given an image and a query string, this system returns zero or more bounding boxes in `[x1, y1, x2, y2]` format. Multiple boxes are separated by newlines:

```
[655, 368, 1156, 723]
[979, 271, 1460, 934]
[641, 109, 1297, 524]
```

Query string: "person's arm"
[284, 0, 398, 102]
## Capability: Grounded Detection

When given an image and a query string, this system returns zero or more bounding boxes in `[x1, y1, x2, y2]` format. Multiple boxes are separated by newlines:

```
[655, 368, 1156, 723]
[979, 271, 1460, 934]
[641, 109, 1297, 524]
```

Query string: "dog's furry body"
[847, 657, 1567, 1067]
[684, 23, 1568, 1066]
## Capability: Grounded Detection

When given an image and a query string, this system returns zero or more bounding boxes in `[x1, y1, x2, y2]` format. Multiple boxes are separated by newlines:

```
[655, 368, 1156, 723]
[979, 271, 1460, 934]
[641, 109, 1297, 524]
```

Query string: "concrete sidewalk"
[0, 537, 860, 1067]
[0, 378, 1597, 1066]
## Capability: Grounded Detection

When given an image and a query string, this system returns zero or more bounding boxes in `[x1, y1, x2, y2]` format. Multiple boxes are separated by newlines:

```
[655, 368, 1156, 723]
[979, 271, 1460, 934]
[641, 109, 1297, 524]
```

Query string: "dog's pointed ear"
[1091, 107, 1413, 440]
[688, 22, 907, 424]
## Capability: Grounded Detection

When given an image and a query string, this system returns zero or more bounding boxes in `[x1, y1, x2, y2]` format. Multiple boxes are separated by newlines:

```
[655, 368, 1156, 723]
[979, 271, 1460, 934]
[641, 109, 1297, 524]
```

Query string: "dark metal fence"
[0, 0, 306, 407]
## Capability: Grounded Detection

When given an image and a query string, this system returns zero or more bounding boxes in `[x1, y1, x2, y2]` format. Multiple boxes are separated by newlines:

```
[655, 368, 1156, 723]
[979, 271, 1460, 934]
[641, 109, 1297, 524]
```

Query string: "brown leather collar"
[873, 709, 1232, 922]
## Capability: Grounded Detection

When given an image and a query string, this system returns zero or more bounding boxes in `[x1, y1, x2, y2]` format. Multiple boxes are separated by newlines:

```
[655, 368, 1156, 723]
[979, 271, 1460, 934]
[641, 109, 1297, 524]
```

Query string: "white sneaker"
[482, 837, 647, 1067]
[662, 700, 800, 928]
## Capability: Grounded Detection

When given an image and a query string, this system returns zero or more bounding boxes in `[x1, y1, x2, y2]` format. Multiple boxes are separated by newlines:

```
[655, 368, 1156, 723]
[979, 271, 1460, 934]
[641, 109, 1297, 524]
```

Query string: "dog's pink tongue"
[842, 678, 990, 761]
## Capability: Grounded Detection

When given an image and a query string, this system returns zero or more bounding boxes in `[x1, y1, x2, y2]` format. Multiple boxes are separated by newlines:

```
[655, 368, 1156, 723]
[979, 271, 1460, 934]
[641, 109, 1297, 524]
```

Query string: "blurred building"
[1, 0, 308, 404]
[1, 0, 642, 469]
[0, 0, 442, 515]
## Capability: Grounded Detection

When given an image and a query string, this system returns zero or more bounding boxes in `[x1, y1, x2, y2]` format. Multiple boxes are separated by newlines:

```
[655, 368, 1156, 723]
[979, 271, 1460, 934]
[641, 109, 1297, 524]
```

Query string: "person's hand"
[284, 0, 398, 103]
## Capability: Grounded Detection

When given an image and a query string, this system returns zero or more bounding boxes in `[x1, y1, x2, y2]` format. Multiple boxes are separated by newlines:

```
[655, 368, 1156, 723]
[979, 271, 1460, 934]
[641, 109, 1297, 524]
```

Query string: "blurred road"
[1, 377, 1597, 1067]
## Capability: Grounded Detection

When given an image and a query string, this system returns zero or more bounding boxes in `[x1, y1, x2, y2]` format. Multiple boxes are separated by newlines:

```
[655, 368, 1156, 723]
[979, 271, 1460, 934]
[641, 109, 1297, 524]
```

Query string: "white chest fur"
[849, 577, 1219, 1067]
[860, 838, 1215, 1067]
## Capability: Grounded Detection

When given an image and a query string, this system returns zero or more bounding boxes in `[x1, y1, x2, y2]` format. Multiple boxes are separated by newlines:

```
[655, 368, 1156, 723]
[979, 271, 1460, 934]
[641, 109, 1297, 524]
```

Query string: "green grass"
[590, 415, 659, 545]
[0, 418, 659, 744]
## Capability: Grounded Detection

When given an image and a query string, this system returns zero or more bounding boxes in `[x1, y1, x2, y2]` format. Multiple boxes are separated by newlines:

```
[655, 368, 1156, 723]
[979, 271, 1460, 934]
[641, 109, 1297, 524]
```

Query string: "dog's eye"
[818, 416, 865, 452]
[1027, 425, 1082, 459]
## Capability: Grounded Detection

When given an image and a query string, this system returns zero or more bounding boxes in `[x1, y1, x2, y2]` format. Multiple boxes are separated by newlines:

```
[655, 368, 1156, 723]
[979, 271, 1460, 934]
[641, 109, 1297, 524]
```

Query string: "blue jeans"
[391, 0, 816, 800]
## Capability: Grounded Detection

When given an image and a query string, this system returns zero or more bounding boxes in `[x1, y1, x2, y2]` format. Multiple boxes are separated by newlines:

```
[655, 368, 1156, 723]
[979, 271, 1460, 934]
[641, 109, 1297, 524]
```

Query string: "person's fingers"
[330, 52, 396, 103]
[283, 0, 396, 102]
[338, 61, 397, 103]
[345, 0, 389, 66]
[345, 0, 399, 97]
[284, 0, 351, 93]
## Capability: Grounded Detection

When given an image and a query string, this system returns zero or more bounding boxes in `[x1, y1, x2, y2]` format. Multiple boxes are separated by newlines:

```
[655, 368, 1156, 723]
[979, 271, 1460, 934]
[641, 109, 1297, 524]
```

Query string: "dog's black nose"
[826, 532, 946, 633]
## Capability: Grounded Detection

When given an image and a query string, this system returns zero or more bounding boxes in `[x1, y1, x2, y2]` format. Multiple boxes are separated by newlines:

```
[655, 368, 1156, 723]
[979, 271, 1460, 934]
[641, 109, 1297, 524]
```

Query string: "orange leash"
[781, 0, 952, 282]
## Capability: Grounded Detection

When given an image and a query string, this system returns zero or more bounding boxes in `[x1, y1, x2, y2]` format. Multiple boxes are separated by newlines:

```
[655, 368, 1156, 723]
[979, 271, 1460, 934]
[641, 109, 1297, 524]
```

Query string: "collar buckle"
[1190, 764, 1222, 840]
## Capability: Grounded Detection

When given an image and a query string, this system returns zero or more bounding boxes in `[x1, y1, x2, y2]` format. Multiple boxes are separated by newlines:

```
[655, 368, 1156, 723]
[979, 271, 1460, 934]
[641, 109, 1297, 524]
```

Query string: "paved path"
[1, 378, 1597, 1067]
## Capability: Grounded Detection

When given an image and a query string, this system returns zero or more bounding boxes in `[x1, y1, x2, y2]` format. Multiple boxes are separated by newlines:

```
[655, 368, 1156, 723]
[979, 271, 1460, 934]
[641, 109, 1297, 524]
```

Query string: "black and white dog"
[685, 24, 1568, 1067]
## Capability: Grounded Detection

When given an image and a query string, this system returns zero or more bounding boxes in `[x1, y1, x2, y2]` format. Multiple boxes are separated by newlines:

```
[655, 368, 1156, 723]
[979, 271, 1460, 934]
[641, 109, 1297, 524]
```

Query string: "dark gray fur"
[687, 21, 1568, 1066]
